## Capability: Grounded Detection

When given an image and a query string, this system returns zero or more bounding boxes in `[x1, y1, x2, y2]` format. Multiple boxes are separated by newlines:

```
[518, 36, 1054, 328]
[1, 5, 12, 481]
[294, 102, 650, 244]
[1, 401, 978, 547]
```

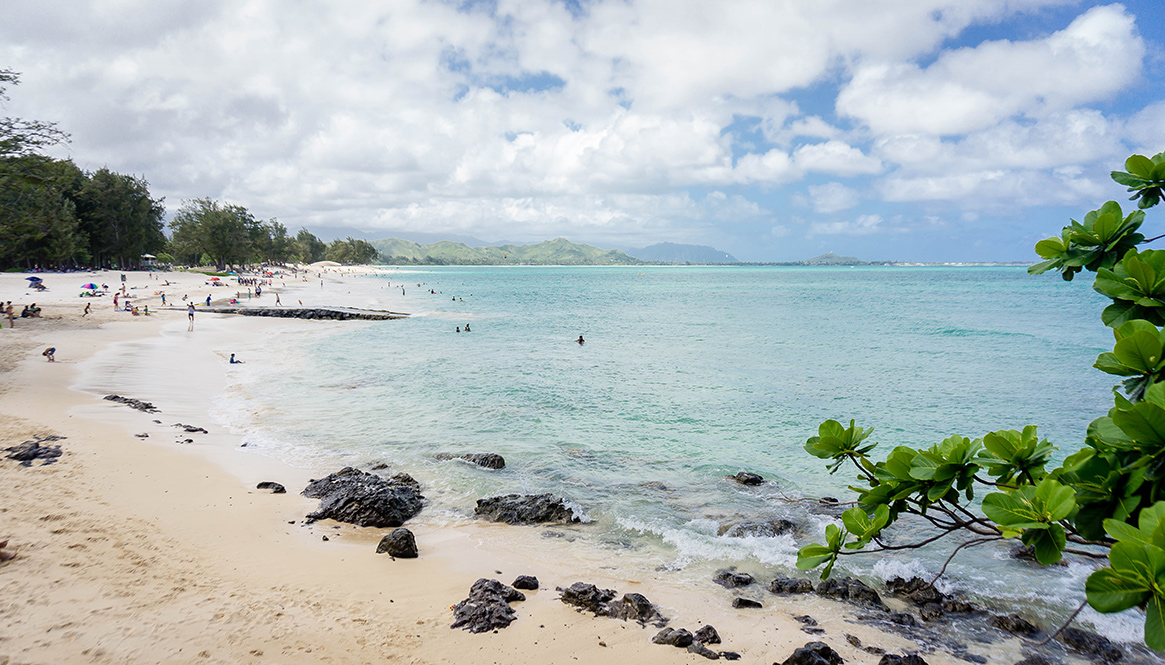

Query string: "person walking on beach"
[82, 303, 90, 317]
[187, 302, 195, 331]
[5, 302, 13, 328]
[161, 293, 166, 306]
[275, 293, 281, 306]
[205, 294, 211, 307]
[113, 293, 118, 310]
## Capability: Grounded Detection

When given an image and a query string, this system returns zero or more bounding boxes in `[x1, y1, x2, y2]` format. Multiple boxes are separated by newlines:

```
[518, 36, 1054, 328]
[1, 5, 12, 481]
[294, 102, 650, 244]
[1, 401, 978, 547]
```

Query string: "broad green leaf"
[983, 491, 1044, 529]
[1035, 480, 1076, 521]
[1024, 524, 1066, 565]
[1113, 330, 1165, 373]
[1112, 402, 1165, 448]
[1086, 567, 1151, 613]
[1127, 154, 1155, 178]
[1035, 237, 1067, 258]
[1147, 594, 1165, 651]
[1105, 518, 1151, 545]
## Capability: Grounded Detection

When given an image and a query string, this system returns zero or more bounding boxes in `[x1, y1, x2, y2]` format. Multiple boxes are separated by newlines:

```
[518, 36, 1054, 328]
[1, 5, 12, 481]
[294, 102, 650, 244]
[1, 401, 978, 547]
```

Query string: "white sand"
[0, 269, 1036, 665]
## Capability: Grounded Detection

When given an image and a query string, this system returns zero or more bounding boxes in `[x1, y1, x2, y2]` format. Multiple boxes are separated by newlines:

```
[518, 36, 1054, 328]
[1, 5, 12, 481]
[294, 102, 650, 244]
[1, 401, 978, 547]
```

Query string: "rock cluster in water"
[203, 306, 403, 321]
[474, 493, 579, 524]
[435, 452, 506, 469]
[302, 467, 423, 527]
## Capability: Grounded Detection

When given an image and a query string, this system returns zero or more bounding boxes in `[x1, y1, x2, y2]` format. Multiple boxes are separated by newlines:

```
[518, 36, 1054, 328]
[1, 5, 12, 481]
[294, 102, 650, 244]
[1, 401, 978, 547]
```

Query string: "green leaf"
[1035, 237, 1067, 258]
[983, 490, 1044, 529]
[1147, 594, 1165, 651]
[1112, 402, 1165, 448]
[1024, 524, 1066, 565]
[1086, 567, 1151, 613]
[1127, 154, 1156, 178]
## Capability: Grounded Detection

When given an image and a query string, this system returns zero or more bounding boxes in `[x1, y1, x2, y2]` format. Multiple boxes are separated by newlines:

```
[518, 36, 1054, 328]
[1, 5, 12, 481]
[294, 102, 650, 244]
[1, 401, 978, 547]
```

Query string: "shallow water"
[211, 265, 1142, 640]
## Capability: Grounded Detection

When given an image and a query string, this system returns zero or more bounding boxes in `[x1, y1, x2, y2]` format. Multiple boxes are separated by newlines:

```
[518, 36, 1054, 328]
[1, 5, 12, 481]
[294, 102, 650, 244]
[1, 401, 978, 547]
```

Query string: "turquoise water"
[219, 265, 1136, 636]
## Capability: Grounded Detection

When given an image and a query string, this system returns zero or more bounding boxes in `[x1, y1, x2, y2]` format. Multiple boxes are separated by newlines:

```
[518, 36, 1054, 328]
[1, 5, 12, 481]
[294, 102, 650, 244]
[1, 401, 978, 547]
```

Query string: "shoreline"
[0, 269, 1106, 664]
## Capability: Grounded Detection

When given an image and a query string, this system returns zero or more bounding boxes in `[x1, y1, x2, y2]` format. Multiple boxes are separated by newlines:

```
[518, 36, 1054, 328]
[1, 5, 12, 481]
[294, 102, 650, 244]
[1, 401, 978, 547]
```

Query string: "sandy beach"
[0, 269, 1074, 665]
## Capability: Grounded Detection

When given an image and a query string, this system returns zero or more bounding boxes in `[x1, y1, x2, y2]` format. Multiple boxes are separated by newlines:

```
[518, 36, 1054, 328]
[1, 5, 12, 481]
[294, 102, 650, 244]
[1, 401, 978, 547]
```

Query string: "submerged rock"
[721, 519, 796, 538]
[991, 614, 1039, 637]
[302, 467, 423, 527]
[730, 471, 765, 486]
[1059, 627, 1122, 662]
[376, 527, 418, 558]
[450, 578, 525, 633]
[474, 493, 579, 524]
[770, 576, 815, 594]
[816, 577, 888, 611]
[436, 452, 507, 469]
[713, 568, 755, 588]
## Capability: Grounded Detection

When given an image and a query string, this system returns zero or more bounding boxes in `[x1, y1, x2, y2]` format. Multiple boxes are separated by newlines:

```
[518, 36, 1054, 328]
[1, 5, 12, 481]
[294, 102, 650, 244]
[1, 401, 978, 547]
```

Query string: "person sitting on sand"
[229, 353, 244, 364]
[29, 304, 41, 317]
[42, 347, 55, 362]
[20, 306, 30, 318]
[577, 335, 585, 345]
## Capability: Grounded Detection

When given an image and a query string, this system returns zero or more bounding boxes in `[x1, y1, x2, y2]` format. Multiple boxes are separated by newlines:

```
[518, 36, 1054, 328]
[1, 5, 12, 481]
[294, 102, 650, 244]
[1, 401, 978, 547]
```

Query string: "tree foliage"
[325, 236, 379, 264]
[797, 151, 1165, 651]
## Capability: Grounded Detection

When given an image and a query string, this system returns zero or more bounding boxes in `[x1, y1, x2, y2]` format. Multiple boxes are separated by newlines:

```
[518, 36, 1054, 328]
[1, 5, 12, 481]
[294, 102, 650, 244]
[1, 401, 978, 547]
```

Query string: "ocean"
[211, 265, 1140, 640]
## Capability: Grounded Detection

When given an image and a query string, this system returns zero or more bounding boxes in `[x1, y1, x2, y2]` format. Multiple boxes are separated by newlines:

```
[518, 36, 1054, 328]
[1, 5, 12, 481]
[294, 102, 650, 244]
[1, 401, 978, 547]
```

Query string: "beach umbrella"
[25, 276, 42, 282]
[81, 283, 99, 289]
[209, 277, 221, 281]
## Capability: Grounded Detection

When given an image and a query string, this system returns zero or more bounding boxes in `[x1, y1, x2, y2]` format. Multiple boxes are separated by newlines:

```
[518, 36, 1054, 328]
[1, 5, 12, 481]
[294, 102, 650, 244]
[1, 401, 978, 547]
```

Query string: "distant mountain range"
[624, 242, 738, 263]
[371, 237, 642, 265]
[366, 236, 879, 266]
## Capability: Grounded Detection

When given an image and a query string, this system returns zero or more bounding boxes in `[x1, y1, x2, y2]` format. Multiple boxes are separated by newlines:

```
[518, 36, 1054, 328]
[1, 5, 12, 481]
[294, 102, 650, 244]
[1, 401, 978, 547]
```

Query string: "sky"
[2, 0, 1163, 262]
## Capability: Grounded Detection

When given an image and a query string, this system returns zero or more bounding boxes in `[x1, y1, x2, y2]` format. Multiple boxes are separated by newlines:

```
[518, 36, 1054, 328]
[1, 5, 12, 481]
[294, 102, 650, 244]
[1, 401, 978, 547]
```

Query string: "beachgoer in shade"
[187, 302, 195, 331]
[42, 347, 55, 362]
[577, 335, 585, 345]
[229, 353, 244, 364]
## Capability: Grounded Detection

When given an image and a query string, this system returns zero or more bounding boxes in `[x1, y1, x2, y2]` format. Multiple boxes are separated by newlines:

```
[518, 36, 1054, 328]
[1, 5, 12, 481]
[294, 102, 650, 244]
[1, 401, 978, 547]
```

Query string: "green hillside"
[370, 237, 643, 265]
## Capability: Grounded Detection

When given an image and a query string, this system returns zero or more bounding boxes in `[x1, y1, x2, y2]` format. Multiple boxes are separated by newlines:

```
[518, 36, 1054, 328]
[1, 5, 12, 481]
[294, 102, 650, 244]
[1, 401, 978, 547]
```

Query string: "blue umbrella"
[25, 276, 42, 282]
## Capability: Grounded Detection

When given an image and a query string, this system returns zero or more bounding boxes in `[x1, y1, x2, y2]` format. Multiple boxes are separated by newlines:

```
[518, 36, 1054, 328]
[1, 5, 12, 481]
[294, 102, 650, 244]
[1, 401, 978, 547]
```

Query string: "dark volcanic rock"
[731, 471, 764, 486]
[512, 575, 539, 590]
[462, 453, 506, 469]
[1013, 656, 1057, 665]
[795, 615, 825, 635]
[450, 578, 525, 633]
[176, 424, 208, 433]
[879, 656, 929, 665]
[886, 577, 945, 605]
[376, 527, 418, 558]
[816, 577, 888, 611]
[104, 394, 159, 413]
[845, 634, 885, 655]
[694, 624, 721, 644]
[720, 652, 741, 660]
[731, 598, 762, 609]
[721, 519, 796, 538]
[256, 481, 286, 493]
[609, 593, 663, 623]
[474, 493, 579, 524]
[713, 568, 755, 588]
[302, 467, 424, 527]
[560, 583, 665, 625]
[4, 436, 64, 467]
[687, 642, 721, 660]
[919, 603, 943, 622]
[991, 614, 1039, 636]
[653, 628, 694, 647]
[559, 582, 617, 615]
[770, 576, 815, 594]
[1059, 627, 1122, 662]
[781, 641, 844, 665]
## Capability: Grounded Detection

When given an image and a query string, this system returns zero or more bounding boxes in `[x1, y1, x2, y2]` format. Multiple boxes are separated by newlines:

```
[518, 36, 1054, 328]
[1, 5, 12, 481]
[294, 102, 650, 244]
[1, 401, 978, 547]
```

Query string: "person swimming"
[577, 335, 585, 345]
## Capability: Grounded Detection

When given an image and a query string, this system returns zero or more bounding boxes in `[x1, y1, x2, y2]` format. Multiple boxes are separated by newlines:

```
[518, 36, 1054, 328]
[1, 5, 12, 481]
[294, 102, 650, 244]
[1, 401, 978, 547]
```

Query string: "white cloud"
[837, 5, 1144, 136]
[808, 182, 860, 214]
[794, 140, 883, 176]
[809, 214, 884, 236]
